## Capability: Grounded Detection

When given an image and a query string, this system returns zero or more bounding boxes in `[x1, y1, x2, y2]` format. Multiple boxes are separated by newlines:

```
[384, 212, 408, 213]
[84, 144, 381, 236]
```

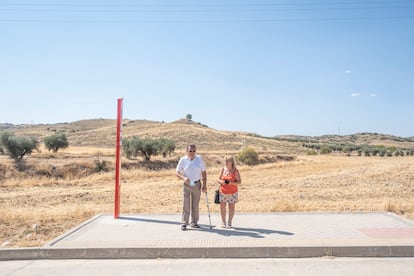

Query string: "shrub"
[238, 148, 259, 165]
[94, 160, 108, 173]
[320, 145, 332, 154]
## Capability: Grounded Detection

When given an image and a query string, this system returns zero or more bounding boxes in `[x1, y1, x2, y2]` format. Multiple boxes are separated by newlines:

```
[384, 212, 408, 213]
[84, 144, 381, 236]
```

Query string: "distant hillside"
[275, 133, 414, 149]
[1, 119, 413, 154]
[0, 119, 300, 154]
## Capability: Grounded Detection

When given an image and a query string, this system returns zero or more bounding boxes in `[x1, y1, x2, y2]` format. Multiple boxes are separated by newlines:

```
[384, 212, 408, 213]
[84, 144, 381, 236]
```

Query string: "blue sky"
[1, 0, 413, 137]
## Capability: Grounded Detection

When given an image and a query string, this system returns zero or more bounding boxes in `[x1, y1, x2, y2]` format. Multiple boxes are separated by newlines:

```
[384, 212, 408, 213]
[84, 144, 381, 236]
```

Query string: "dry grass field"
[1, 119, 414, 248]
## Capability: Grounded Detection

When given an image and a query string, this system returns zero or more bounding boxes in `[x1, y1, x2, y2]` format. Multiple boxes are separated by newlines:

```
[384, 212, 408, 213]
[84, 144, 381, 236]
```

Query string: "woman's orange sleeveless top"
[220, 169, 238, 194]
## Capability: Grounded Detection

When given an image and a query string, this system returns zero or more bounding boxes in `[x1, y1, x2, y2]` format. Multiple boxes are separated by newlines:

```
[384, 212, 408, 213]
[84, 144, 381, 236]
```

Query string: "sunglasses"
[188, 150, 196, 153]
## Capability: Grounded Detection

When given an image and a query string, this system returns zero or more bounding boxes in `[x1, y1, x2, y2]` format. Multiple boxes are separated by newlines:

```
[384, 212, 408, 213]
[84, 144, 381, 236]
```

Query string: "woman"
[218, 156, 241, 228]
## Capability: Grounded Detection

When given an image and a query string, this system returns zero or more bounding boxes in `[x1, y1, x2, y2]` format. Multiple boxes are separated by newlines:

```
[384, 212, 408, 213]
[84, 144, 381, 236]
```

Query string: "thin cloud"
[335, 69, 352, 76]
[351, 93, 360, 97]
[370, 94, 377, 97]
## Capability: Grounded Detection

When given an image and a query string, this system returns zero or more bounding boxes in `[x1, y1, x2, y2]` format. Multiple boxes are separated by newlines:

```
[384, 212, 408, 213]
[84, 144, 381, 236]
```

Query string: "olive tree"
[0, 132, 39, 160]
[158, 138, 176, 157]
[44, 132, 69, 153]
[123, 136, 175, 161]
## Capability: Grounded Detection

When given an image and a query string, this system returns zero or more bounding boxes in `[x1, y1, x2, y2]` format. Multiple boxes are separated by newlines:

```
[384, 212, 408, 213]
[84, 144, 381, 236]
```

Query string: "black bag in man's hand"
[214, 189, 220, 204]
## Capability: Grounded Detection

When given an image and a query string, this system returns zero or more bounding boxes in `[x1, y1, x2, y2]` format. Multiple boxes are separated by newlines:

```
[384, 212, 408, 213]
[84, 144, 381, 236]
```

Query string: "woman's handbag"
[214, 186, 220, 204]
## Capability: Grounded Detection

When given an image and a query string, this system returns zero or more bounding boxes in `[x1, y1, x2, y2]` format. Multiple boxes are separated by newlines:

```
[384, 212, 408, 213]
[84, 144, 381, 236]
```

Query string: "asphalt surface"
[2, 258, 414, 276]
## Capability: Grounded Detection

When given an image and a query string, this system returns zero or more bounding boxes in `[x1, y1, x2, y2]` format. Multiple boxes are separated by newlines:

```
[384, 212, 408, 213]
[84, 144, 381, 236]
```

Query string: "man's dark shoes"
[181, 224, 187, 231]
[190, 224, 201, 229]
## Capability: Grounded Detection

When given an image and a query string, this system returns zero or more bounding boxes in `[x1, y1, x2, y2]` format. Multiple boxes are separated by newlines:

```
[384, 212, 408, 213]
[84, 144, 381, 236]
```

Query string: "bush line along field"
[1, 118, 414, 248]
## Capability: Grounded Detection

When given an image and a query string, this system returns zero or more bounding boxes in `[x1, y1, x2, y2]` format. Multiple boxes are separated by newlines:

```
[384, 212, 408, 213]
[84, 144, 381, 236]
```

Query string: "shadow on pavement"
[118, 216, 181, 225]
[199, 225, 294, 238]
[118, 216, 294, 238]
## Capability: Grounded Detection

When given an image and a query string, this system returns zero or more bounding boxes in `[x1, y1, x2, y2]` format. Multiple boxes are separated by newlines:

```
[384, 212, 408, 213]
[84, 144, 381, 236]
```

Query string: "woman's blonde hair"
[224, 155, 236, 169]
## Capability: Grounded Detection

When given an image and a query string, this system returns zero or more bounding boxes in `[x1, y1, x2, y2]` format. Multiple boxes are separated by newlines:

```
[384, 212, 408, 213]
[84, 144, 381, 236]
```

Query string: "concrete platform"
[1, 212, 414, 260]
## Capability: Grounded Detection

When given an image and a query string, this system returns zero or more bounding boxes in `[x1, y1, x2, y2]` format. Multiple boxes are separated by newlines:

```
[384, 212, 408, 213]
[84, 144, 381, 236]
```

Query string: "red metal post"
[114, 98, 123, 219]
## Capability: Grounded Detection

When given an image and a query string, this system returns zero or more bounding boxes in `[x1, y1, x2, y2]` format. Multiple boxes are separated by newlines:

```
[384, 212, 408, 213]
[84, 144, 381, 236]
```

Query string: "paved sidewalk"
[1, 212, 414, 260]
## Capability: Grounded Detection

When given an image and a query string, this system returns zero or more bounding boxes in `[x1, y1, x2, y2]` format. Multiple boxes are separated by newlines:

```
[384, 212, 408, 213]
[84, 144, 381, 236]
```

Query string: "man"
[175, 144, 207, 230]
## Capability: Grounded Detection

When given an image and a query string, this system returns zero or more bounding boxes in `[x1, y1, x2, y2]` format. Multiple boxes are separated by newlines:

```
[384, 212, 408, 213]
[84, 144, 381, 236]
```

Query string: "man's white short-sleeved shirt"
[176, 155, 206, 182]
